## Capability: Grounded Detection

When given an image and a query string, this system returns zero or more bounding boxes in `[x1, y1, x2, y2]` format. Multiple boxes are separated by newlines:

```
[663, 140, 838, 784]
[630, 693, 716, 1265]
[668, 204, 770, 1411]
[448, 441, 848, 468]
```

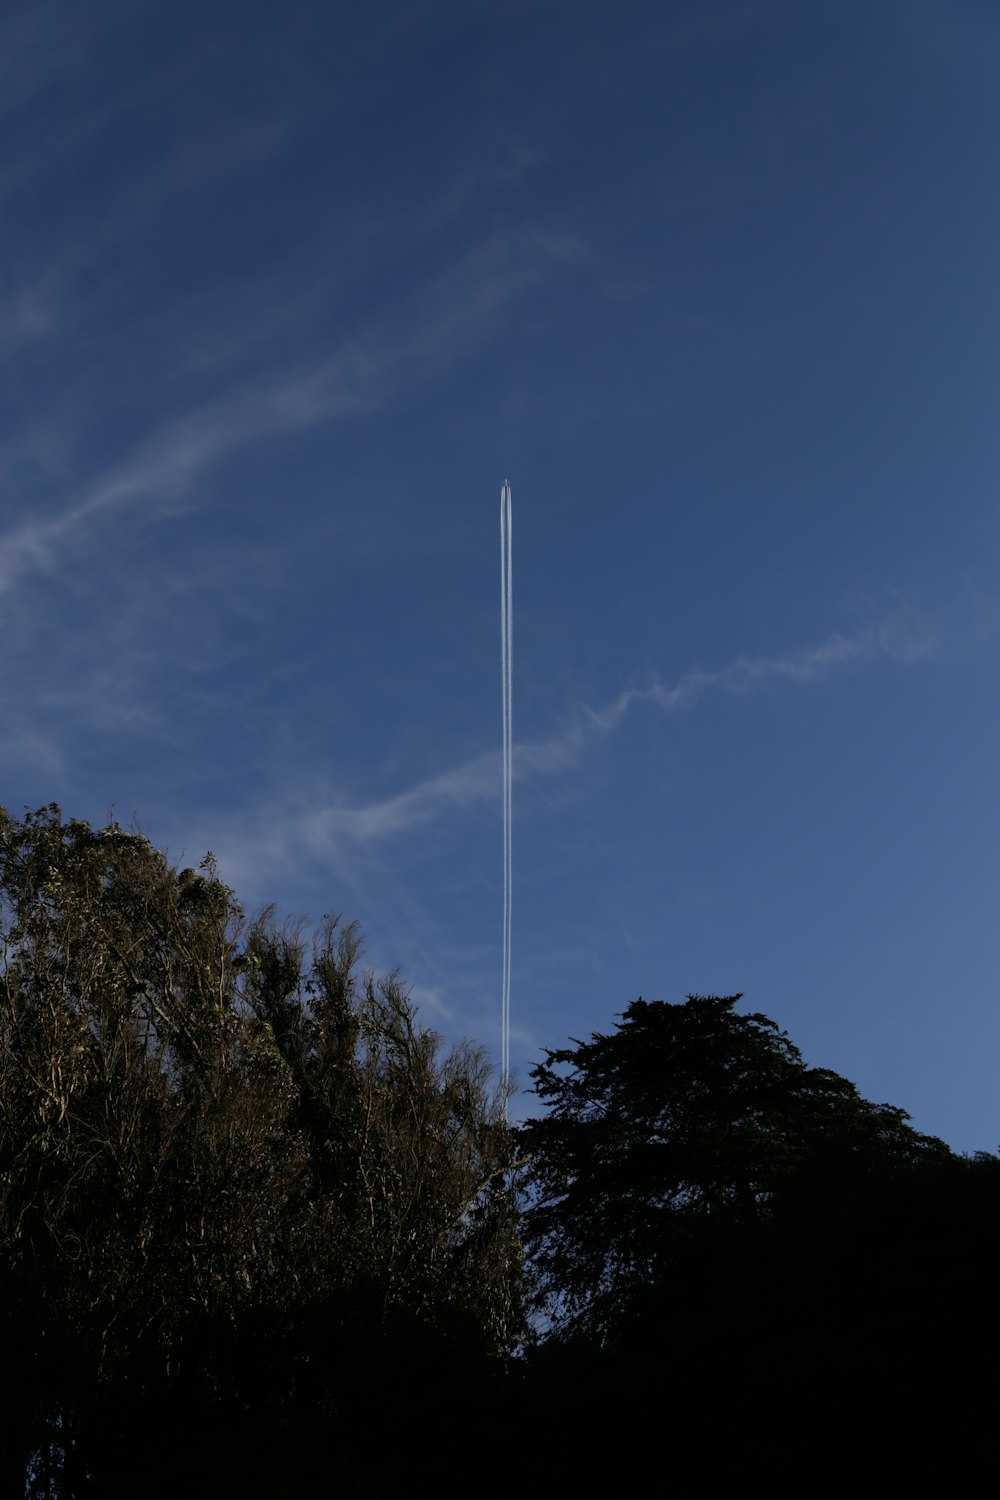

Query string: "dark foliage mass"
[518, 999, 1000, 1490]
[518, 994, 953, 1339]
[0, 807, 519, 1495]
[2, 806, 998, 1495]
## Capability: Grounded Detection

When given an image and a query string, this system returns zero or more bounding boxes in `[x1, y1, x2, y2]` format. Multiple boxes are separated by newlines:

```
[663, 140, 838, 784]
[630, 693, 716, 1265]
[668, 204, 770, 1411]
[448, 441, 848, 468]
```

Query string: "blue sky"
[3, 0, 999, 1150]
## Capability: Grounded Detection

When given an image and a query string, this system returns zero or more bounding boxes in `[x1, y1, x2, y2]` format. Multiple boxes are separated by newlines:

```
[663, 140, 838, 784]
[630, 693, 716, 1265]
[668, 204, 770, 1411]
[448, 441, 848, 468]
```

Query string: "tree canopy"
[4, 804, 997, 1494]
[518, 994, 952, 1341]
[0, 805, 520, 1495]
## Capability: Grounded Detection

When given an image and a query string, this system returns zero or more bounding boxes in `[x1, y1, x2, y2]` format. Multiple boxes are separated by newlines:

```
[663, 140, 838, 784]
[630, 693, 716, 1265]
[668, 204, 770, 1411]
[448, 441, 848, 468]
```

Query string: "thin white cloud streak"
[309, 753, 501, 848]
[0, 233, 556, 597]
[223, 611, 938, 876]
[0, 393, 310, 594]
[581, 612, 936, 732]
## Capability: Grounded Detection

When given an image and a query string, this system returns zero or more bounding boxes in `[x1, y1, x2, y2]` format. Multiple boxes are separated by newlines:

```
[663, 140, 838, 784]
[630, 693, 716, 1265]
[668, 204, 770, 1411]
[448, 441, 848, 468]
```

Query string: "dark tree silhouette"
[0, 806, 521, 1496]
[518, 994, 952, 1341]
[516, 996, 1000, 1492]
[6, 808, 997, 1495]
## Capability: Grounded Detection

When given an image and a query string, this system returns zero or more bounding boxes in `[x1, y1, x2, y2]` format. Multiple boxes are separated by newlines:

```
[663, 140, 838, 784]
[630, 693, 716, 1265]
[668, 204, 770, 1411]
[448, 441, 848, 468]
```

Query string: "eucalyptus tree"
[0, 806, 520, 1496]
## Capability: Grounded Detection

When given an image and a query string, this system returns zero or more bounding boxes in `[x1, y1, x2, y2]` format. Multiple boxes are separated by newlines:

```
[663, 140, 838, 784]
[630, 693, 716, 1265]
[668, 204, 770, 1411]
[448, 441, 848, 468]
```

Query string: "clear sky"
[3, 0, 998, 1151]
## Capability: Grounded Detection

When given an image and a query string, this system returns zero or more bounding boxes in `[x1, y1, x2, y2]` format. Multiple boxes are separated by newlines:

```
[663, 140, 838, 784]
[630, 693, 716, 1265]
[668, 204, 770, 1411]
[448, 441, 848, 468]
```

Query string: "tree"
[0, 806, 521, 1495]
[517, 994, 951, 1343]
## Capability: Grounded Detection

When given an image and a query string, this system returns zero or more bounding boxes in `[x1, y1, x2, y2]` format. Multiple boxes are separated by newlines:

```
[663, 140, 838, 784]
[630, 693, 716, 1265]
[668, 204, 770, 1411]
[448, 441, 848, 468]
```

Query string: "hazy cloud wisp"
[222, 610, 939, 883]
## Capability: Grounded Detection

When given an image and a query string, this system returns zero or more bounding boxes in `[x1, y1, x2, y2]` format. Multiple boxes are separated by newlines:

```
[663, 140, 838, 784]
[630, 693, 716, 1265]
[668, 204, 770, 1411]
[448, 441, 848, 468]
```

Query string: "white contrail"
[500, 480, 513, 1101]
[505, 483, 512, 1092]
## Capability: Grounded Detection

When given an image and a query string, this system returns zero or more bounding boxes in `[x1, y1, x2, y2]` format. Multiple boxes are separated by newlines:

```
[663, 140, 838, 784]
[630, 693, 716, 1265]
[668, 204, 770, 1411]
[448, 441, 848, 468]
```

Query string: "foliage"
[0, 805, 520, 1495]
[517, 993, 952, 1341]
[6, 803, 996, 1492]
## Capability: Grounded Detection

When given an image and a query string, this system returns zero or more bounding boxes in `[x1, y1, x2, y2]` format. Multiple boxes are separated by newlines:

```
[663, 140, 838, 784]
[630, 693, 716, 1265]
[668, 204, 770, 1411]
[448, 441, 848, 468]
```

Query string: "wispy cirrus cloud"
[0, 229, 565, 598]
[204, 608, 941, 890]
[580, 610, 937, 732]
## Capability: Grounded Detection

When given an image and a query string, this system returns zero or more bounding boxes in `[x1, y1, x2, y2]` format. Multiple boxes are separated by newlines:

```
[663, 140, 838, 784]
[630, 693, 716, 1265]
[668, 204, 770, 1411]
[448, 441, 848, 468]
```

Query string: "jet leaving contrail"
[500, 480, 512, 1103]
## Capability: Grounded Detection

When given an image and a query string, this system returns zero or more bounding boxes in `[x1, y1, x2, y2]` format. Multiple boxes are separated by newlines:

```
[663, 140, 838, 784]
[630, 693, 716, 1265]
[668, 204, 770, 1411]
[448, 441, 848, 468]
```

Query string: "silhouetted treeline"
[1, 807, 996, 1495]
[517, 1000, 1000, 1491]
